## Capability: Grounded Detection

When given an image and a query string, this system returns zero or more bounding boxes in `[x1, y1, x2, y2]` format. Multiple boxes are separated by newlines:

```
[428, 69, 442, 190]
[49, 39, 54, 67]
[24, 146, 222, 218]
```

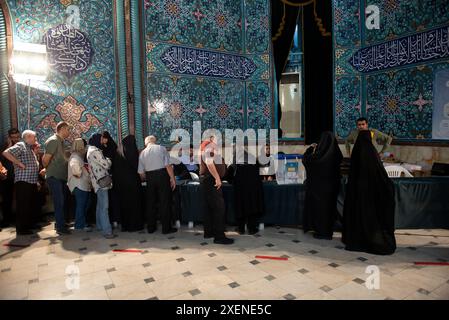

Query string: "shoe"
[104, 233, 115, 239]
[56, 228, 71, 235]
[74, 226, 93, 232]
[162, 228, 177, 235]
[204, 233, 214, 239]
[235, 226, 245, 235]
[17, 230, 34, 235]
[248, 228, 259, 235]
[213, 237, 234, 245]
[313, 233, 332, 240]
[147, 227, 157, 234]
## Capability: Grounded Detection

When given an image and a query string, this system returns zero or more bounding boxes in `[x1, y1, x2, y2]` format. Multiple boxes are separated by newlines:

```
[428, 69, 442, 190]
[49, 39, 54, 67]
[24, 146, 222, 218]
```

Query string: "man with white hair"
[138, 135, 177, 234]
[2, 130, 40, 235]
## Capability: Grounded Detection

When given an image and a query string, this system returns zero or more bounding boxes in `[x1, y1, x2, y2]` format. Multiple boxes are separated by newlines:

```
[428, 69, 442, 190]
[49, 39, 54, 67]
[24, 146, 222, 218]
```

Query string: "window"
[278, 14, 304, 140]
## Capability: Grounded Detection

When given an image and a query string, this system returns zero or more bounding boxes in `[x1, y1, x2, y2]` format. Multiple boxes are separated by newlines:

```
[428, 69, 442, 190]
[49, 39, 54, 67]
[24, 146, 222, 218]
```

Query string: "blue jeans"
[96, 188, 112, 235]
[47, 177, 67, 231]
[73, 188, 90, 229]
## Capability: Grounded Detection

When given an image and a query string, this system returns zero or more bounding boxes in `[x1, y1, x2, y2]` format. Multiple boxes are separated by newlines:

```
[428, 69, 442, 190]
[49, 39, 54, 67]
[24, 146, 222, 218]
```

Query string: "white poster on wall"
[432, 69, 449, 139]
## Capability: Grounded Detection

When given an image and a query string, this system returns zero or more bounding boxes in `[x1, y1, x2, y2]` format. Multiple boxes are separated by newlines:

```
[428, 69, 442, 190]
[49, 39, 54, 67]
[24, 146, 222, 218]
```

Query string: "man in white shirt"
[138, 135, 176, 234]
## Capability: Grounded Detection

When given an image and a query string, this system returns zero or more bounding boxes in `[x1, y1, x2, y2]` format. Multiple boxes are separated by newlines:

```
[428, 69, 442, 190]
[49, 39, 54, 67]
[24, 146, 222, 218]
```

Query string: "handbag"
[90, 154, 113, 189]
[97, 174, 113, 188]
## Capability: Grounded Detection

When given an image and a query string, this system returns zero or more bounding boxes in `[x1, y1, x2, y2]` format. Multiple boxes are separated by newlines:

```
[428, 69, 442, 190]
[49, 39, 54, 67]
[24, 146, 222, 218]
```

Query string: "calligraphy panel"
[43, 24, 94, 78]
[160, 46, 257, 80]
[349, 26, 449, 73]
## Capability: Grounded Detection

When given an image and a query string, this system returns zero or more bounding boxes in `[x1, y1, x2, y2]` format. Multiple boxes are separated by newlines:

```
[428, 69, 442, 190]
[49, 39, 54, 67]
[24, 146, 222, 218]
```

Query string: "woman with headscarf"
[87, 133, 114, 239]
[342, 130, 396, 255]
[303, 131, 343, 240]
[100, 131, 120, 227]
[112, 135, 144, 232]
[68, 138, 92, 231]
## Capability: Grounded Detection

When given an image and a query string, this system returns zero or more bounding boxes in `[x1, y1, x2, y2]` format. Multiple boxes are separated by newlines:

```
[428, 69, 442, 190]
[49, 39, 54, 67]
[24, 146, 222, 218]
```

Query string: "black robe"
[302, 131, 343, 239]
[112, 135, 144, 232]
[231, 152, 265, 231]
[342, 130, 396, 255]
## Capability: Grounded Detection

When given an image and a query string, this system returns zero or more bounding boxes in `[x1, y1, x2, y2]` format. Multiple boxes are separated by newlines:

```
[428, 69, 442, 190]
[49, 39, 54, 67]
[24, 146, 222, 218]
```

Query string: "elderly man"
[138, 135, 177, 234]
[2, 130, 40, 235]
[42, 121, 72, 235]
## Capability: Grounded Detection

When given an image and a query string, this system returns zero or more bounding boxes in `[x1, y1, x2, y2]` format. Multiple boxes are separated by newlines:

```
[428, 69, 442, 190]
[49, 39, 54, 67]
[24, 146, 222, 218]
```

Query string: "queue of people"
[0, 117, 396, 254]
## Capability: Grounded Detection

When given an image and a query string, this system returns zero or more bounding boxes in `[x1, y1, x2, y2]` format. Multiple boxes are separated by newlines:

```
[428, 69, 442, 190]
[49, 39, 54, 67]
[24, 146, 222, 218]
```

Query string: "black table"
[178, 181, 304, 226]
[178, 177, 449, 229]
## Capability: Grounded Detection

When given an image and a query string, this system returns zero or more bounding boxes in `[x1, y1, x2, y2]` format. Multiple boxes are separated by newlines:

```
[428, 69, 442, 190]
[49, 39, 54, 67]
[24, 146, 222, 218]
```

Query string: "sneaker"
[213, 237, 234, 245]
[235, 226, 245, 235]
[56, 228, 71, 235]
[147, 227, 157, 234]
[313, 233, 332, 240]
[248, 228, 259, 235]
[74, 226, 93, 232]
[104, 233, 115, 239]
[162, 228, 177, 235]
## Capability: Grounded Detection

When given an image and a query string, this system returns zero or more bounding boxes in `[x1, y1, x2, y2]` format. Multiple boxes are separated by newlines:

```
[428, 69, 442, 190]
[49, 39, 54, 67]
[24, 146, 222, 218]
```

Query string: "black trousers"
[0, 179, 14, 225]
[237, 215, 258, 232]
[200, 175, 226, 239]
[145, 169, 172, 232]
[15, 181, 37, 232]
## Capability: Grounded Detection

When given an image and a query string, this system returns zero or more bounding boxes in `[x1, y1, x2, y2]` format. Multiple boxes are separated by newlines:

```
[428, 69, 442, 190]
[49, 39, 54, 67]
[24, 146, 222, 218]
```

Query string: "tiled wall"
[333, 0, 449, 140]
[6, 0, 119, 143]
[143, 0, 273, 144]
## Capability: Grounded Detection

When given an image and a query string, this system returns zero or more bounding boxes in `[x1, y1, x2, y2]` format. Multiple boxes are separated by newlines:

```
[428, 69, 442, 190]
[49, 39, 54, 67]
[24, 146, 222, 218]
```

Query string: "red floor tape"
[112, 249, 143, 253]
[255, 255, 288, 261]
[414, 262, 449, 266]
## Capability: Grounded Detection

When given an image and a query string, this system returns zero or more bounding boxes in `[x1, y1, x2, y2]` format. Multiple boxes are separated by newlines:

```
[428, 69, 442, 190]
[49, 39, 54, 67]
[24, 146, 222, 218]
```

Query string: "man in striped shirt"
[2, 130, 40, 235]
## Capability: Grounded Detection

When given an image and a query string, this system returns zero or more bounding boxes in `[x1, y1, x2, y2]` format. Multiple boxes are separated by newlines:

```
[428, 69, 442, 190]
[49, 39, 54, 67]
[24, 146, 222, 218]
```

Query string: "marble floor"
[0, 222, 448, 300]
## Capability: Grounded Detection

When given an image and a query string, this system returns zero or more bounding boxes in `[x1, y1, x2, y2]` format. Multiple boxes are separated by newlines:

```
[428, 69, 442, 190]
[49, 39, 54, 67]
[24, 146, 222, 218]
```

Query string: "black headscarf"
[89, 133, 102, 149]
[302, 131, 343, 238]
[121, 135, 139, 171]
[342, 130, 396, 255]
[303, 131, 343, 178]
[101, 131, 118, 159]
[112, 135, 144, 232]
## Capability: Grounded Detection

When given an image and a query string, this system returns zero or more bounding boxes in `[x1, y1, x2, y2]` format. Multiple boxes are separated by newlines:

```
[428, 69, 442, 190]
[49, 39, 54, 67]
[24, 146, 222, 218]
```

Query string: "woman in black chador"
[303, 131, 343, 240]
[231, 149, 265, 235]
[342, 130, 396, 255]
[112, 135, 144, 232]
